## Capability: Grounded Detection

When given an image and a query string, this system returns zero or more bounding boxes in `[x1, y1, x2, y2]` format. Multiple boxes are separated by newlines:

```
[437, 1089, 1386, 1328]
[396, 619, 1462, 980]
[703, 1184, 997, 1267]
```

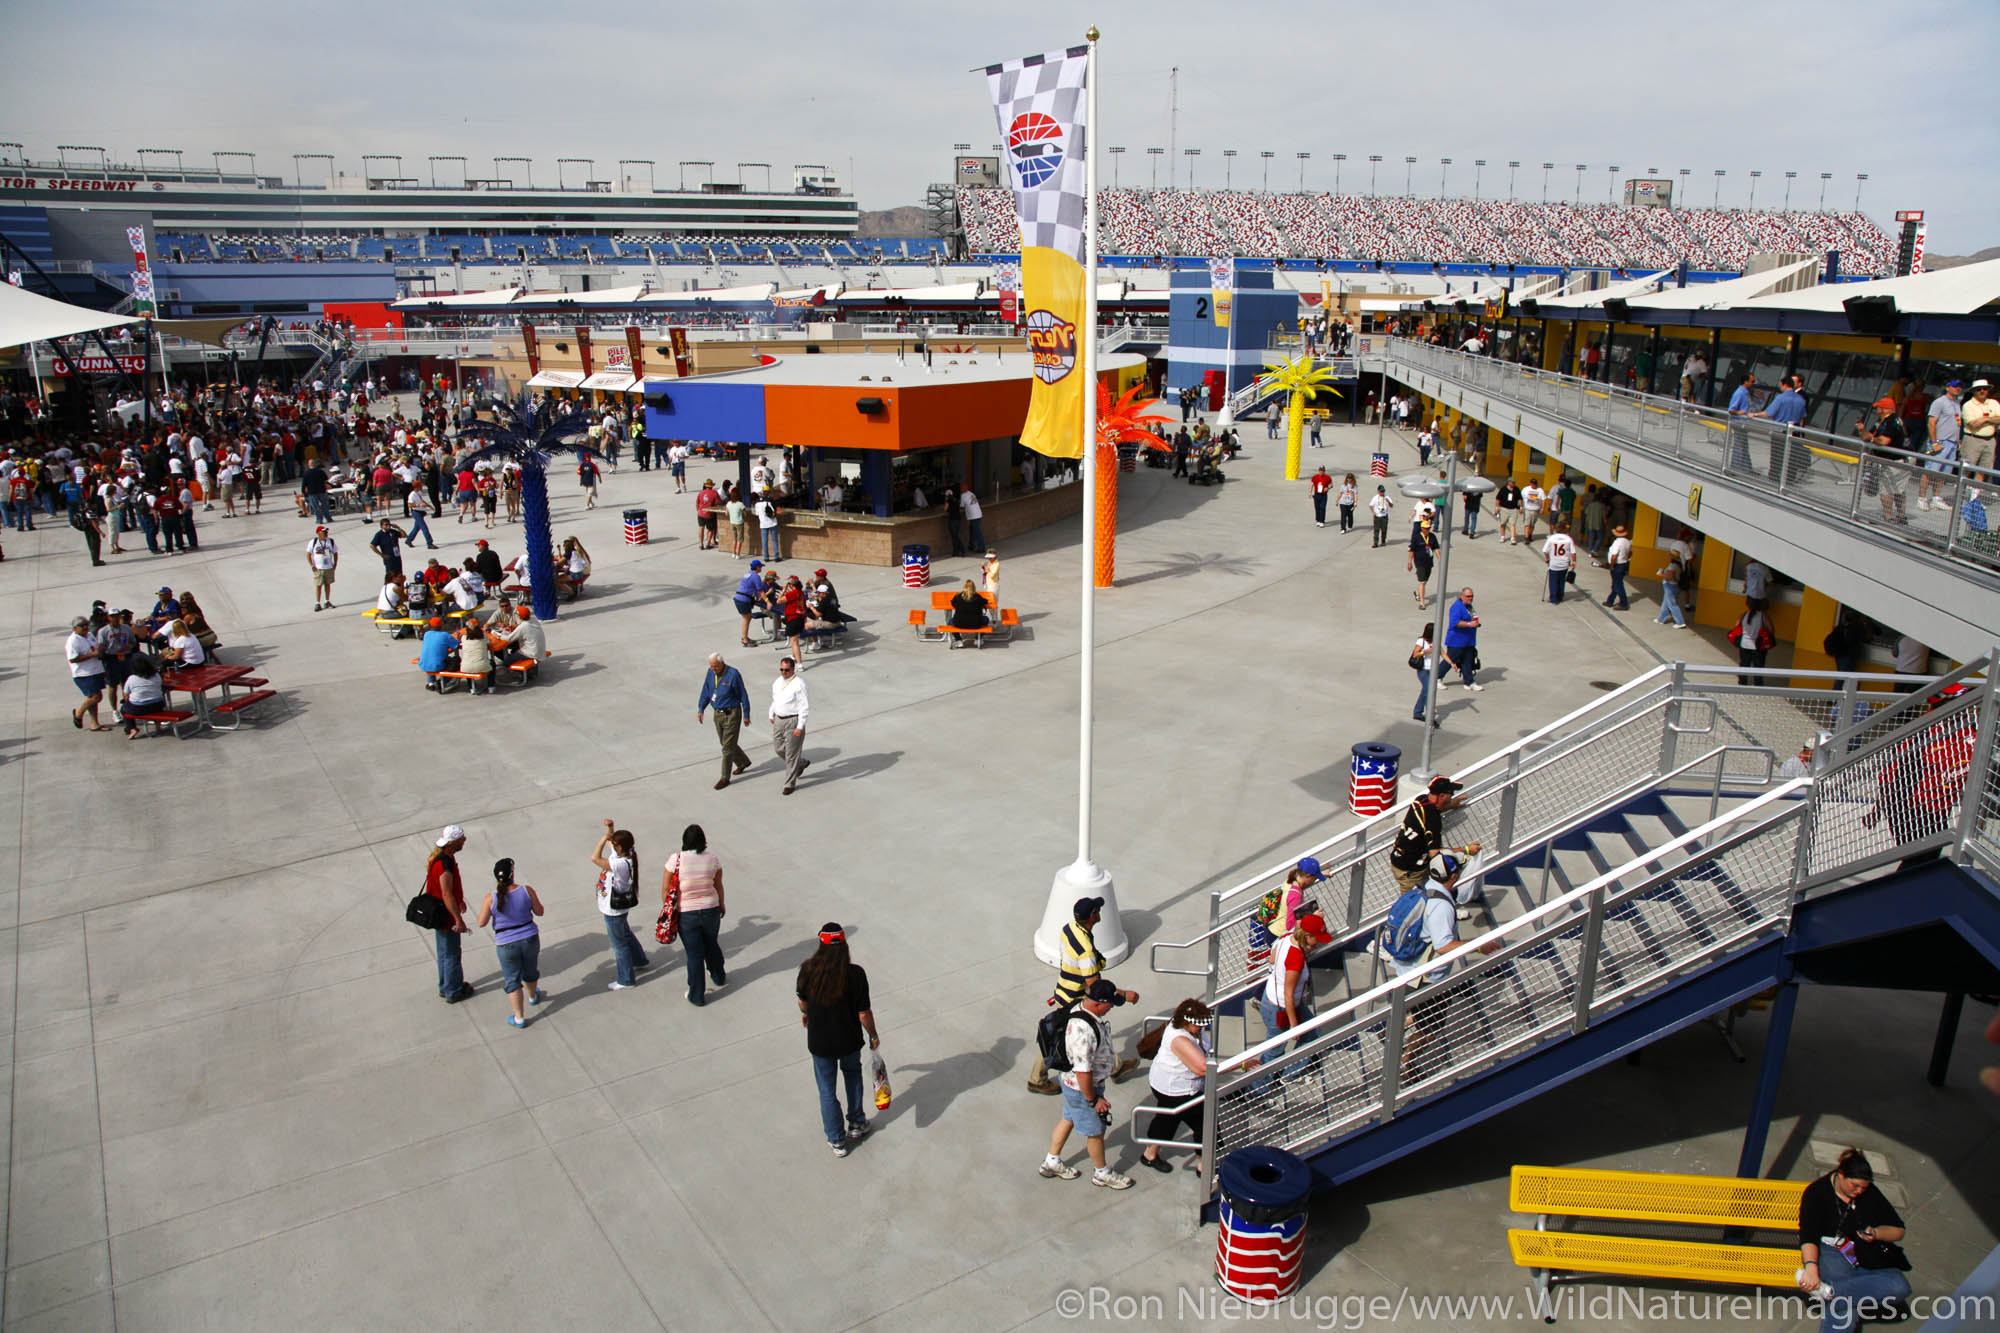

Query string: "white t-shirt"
[1541, 533, 1577, 570]
[1262, 935, 1310, 1008]
[168, 632, 205, 666]
[1368, 493, 1392, 518]
[1606, 536, 1633, 567]
[65, 632, 102, 679]
[1388, 893, 1458, 980]
[755, 499, 778, 530]
[1743, 562, 1770, 600]
[960, 491, 983, 521]
[1522, 485, 1545, 515]
[596, 854, 635, 917]
[308, 536, 338, 569]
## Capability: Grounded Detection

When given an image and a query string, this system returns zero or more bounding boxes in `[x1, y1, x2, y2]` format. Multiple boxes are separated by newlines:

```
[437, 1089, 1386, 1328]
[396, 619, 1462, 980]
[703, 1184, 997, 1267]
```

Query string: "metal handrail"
[1372, 338, 2000, 574]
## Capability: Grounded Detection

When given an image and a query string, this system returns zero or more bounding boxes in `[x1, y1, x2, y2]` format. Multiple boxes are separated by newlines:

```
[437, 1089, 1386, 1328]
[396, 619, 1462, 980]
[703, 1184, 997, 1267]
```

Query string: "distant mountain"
[858, 206, 928, 238]
[1923, 246, 2000, 270]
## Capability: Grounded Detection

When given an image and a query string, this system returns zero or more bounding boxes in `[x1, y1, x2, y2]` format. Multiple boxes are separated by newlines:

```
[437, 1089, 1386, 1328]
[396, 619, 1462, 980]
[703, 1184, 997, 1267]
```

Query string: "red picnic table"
[163, 662, 275, 731]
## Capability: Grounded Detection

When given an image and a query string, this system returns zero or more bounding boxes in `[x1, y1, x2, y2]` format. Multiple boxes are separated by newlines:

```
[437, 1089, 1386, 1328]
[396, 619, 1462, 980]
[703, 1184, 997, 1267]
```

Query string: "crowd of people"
[956, 184, 1896, 273]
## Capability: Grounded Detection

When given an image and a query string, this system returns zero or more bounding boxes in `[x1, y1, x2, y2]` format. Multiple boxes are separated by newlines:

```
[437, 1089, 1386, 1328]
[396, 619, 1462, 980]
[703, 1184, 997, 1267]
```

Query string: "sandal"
[71, 709, 82, 729]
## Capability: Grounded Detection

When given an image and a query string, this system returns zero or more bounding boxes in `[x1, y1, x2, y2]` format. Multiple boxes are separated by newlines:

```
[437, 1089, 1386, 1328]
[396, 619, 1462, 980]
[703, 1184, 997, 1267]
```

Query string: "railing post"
[1198, 1076, 1220, 1203]
[1658, 661, 1687, 777]
[1848, 452, 1866, 520]
[1378, 985, 1407, 1118]
[1570, 889, 1607, 1034]
[1787, 806, 1816, 901]
[1495, 750, 1522, 857]
[1943, 467, 1969, 556]
[1204, 895, 1223, 998]
[1952, 648, 2000, 860]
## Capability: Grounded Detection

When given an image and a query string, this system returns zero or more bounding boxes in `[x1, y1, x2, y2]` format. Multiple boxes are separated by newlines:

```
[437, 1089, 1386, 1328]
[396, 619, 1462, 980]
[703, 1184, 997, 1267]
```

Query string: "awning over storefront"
[527, 370, 585, 389]
[579, 371, 639, 392]
[0, 281, 135, 349]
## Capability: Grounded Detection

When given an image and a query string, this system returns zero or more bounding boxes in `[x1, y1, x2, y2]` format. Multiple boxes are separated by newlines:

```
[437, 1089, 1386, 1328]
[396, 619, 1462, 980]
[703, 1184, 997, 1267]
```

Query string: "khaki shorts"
[312, 567, 335, 589]
[730, 521, 747, 543]
[1391, 862, 1428, 892]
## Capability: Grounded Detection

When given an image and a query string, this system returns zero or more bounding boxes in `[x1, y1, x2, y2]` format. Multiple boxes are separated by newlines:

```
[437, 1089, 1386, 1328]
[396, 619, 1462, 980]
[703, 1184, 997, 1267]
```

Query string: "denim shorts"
[72, 672, 106, 697]
[1060, 1083, 1104, 1136]
[495, 935, 540, 994]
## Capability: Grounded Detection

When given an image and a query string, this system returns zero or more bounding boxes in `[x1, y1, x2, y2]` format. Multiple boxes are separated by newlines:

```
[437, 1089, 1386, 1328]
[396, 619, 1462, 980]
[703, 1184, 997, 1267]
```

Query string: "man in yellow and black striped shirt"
[1027, 897, 1138, 1095]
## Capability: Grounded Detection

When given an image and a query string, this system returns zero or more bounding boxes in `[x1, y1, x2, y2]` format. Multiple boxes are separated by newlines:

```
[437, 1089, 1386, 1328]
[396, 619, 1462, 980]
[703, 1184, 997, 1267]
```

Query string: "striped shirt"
[666, 851, 721, 911]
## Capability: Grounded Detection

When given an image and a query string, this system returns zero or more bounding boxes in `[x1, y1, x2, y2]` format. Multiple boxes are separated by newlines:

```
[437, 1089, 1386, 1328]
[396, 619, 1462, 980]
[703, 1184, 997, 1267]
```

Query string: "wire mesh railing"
[1373, 339, 2000, 575]
[1192, 784, 1812, 1195]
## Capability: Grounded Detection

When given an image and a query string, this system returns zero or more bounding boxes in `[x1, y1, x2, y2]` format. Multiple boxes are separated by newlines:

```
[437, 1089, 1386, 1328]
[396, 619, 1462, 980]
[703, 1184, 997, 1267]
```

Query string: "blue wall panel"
[642, 378, 765, 444]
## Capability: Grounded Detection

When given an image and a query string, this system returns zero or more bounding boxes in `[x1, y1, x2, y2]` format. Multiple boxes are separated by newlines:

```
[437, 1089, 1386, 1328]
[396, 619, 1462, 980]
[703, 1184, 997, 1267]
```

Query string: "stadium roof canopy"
[1737, 257, 2000, 315]
[392, 287, 521, 309]
[1626, 258, 1821, 311]
[0, 281, 133, 349]
[1531, 270, 1672, 310]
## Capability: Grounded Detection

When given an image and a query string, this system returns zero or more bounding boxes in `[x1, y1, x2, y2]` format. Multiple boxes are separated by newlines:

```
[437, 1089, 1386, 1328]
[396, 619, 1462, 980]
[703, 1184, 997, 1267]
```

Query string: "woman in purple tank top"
[476, 857, 547, 1028]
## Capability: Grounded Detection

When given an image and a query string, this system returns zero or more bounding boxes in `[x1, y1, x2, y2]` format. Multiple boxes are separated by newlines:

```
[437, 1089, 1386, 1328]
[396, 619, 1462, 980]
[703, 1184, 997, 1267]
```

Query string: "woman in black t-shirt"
[1797, 1148, 1910, 1330]
[797, 923, 879, 1155]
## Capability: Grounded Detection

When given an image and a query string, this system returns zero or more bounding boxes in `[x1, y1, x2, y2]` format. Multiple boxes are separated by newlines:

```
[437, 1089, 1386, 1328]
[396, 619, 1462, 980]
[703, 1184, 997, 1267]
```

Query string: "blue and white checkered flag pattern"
[984, 45, 1089, 262]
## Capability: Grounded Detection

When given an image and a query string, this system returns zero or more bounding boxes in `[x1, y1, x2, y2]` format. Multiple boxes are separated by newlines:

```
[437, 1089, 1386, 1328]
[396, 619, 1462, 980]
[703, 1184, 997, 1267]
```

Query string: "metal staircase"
[1143, 656, 2000, 1207]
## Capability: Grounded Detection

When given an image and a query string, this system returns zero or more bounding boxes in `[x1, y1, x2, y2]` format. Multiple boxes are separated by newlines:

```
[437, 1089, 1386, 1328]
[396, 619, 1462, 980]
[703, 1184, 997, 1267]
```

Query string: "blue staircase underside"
[1280, 858, 2000, 1195]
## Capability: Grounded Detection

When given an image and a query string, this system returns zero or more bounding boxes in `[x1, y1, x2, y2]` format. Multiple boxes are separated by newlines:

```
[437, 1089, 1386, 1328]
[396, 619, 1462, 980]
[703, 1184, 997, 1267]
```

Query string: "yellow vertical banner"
[986, 43, 1091, 459]
[1209, 256, 1233, 329]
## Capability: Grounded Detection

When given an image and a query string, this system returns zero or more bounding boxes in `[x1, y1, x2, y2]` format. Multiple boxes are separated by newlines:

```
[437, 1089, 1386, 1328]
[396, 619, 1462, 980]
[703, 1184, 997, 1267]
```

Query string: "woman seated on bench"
[457, 616, 495, 695]
[948, 579, 989, 647]
[555, 537, 592, 600]
[117, 656, 167, 738]
[377, 573, 414, 637]
[159, 618, 206, 669]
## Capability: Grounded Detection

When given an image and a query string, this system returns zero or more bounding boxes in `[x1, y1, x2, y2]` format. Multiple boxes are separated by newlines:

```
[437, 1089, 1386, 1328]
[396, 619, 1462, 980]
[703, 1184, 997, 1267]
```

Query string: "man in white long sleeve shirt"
[769, 655, 811, 794]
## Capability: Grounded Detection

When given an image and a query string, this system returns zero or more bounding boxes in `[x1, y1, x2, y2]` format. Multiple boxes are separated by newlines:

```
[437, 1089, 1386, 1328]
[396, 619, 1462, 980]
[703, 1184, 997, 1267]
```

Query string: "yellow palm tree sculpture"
[1261, 355, 1341, 481]
[1093, 381, 1174, 587]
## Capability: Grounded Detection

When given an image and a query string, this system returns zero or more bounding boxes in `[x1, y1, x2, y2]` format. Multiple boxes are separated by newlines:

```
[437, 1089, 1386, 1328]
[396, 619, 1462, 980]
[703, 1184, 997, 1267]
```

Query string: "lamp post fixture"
[1573, 163, 1586, 204]
[495, 156, 533, 188]
[618, 158, 657, 191]
[1439, 157, 1452, 195]
[1679, 167, 1692, 203]
[1260, 150, 1275, 191]
[1183, 147, 1200, 189]
[1473, 158, 1485, 198]
[1854, 174, 1868, 211]
[1541, 162, 1554, 203]
[677, 160, 714, 191]
[1109, 145, 1125, 188]
[1222, 149, 1237, 189]
[1297, 151, 1310, 191]
[1404, 155, 1417, 196]
[428, 155, 466, 189]
[1783, 170, 1797, 211]
[1147, 147, 1164, 189]
[1400, 455, 1496, 778]
[1748, 169, 1762, 209]
[291, 152, 332, 189]
[1607, 165, 1620, 203]
[1331, 153, 1346, 195]
[1818, 171, 1832, 211]
[1368, 154, 1383, 195]
[1506, 160, 1519, 201]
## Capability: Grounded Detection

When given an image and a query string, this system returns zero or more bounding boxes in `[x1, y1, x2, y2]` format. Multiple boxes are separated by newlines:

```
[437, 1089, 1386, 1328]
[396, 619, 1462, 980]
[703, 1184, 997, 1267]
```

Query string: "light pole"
[291, 152, 332, 189]
[139, 148, 186, 181]
[1473, 159, 1485, 198]
[1223, 149, 1237, 189]
[1573, 163, 1586, 204]
[1748, 169, 1762, 209]
[1507, 160, 1520, 201]
[1183, 147, 1200, 189]
[1109, 146, 1124, 188]
[557, 158, 593, 190]
[738, 162, 773, 191]
[1541, 162, 1554, 203]
[678, 160, 715, 190]
[1439, 157, 1452, 195]
[1818, 172, 1832, 211]
[618, 158, 657, 191]
[495, 156, 532, 188]
[1147, 147, 1163, 189]
[428, 155, 465, 189]
[1404, 155, 1417, 196]
[1332, 152, 1346, 195]
[1854, 174, 1867, 211]
[1297, 151, 1310, 191]
[1713, 169, 1726, 208]
[1679, 167, 1691, 204]
[1783, 170, 1796, 210]
[1368, 155, 1382, 195]
[1260, 150, 1275, 191]
[1400, 454, 1496, 778]
[1607, 165, 1619, 203]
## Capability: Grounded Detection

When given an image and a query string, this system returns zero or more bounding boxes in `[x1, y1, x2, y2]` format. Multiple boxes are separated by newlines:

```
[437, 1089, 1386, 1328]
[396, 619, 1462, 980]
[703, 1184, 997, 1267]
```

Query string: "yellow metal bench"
[1507, 1165, 1806, 1319]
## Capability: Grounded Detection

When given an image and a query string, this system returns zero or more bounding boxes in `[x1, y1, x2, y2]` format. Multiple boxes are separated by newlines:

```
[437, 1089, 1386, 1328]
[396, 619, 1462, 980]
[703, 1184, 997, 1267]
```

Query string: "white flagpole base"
[1034, 859, 1127, 968]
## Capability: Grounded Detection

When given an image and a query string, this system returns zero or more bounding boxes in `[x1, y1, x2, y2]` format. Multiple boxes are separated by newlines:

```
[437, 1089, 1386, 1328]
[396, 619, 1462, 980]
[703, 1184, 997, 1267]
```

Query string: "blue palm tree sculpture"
[455, 393, 606, 622]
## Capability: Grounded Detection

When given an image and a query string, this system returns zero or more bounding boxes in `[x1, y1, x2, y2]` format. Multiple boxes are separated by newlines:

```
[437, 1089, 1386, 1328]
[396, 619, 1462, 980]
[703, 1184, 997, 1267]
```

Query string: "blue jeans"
[1461, 507, 1478, 537]
[435, 928, 464, 996]
[1257, 989, 1315, 1080]
[1657, 580, 1686, 626]
[760, 526, 779, 559]
[1547, 568, 1568, 604]
[306, 493, 331, 524]
[1447, 643, 1476, 686]
[495, 935, 540, 994]
[680, 906, 726, 1004]
[602, 912, 647, 985]
[811, 1048, 865, 1145]
[1813, 1248, 1911, 1333]
[404, 512, 435, 547]
[967, 518, 984, 551]
[1412, 666, 1431, 720]
[1605, 564, 1629, 608]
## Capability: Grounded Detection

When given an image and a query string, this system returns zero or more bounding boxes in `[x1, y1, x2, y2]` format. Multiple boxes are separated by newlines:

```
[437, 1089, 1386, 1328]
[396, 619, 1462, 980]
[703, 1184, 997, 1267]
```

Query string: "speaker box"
[856, 397, 886, 414]
[1843, 295, 1899, 336]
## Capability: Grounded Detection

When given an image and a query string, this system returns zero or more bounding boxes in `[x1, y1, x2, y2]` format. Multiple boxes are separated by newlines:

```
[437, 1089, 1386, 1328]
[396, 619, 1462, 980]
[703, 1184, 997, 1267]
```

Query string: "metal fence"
[1375, 339, 2000, 573]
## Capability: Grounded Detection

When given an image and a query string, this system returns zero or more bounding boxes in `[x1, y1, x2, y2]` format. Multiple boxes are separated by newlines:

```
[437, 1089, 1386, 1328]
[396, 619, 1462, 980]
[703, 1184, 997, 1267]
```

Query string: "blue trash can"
[1350, 741, 1401, 817]
[1215, 1146, 1313, 1302]
[901, 543, 931, 588]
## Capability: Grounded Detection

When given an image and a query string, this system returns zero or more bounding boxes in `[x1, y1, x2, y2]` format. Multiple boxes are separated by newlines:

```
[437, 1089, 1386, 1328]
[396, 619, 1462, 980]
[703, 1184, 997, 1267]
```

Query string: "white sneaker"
[1437, 680, 1450, 690]
[830, 1141, 849, 1157]
[1039, 1157, 1082, 1180]
[1093, 1169, 1134, 1190]
[607, 981, 633, 991]
[1467, 683, 1484, 692]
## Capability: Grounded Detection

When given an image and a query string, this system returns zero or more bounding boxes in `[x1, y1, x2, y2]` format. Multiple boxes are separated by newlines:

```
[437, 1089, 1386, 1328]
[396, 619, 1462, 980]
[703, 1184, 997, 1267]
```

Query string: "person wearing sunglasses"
[1138, 999, 1226, 1176]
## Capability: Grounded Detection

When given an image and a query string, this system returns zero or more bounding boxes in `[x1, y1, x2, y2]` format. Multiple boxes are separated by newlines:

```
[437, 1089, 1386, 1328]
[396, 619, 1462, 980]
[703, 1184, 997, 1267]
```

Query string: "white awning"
[527, 370, 584, 388]
[1530, 270, 1672, 309]
[835, 282, 985, 304]
[392, 286, 522, 309]
[579, 371, 638, 392]
[1737, 256, 2000, 315]
[637, 283, 777, 305]
[1627, 258, 1822, 311]
[0, 281, 135, 349]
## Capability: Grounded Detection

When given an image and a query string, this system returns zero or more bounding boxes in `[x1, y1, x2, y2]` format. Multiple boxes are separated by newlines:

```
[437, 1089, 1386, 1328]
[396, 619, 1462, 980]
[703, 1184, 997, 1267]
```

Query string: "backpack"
[1380, 887, 1452, 963]
[1035, 1003, 1099, 1074]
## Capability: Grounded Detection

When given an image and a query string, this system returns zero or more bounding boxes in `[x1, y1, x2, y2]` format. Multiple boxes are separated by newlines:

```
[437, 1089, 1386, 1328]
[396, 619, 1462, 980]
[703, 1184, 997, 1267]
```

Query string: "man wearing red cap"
[307, 525, 339, 612]
[1859, 396, 1911, 524]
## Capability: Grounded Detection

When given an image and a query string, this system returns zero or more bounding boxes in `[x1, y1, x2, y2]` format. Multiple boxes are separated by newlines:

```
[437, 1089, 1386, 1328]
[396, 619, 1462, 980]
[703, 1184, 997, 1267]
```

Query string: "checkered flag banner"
[984, 45, 1089, 263]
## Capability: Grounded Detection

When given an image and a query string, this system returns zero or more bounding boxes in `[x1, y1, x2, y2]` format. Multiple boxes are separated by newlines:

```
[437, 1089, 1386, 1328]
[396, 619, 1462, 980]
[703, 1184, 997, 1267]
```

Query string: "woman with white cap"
[425, 826, 475, 1003]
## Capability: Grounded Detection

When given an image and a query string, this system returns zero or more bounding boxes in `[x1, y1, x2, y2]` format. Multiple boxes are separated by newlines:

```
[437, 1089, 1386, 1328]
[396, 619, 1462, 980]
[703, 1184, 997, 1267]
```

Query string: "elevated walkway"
[1144, 655, 2000, 1215]
[1363, 338, 2000, 662]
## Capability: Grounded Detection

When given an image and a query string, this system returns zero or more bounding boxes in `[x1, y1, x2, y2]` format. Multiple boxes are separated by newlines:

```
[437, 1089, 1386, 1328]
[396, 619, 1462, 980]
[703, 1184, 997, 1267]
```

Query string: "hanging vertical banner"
[1912, 222, 1927, 275]
[520, 320, 541, 376]
[994, 261, 1020, 325]
[668, 327, 691, 378]
[984, 43, 1089, 459]
[125, 225, 156, 316]
[574, 325, 593, 377]
[1209, 256, 1234, 329]
[625, 325, 644, 378]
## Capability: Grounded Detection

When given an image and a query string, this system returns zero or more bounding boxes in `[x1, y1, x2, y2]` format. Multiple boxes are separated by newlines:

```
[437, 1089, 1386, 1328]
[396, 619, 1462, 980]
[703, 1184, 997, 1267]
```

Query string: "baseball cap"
[813, 568, 827, 578]
[1072, 896, 1106, 921]
[428, 616, 444, 629]
[315, 524, 328, 533]
[1084, 979, 1127, 1006]
[156, 585, 173, 595]
[1428, 850, 1463, 882]
[1944, 379, 1964, 388]
[1298, 913, 1334, 944]
[1296, 857, 1323, 880]
[1427, 776, 1463, 795]
[1874, 396, 1897, 411]
[748, 559, 763, 570]
[436, 824, 466, 847]
[476, 540, 488, 548]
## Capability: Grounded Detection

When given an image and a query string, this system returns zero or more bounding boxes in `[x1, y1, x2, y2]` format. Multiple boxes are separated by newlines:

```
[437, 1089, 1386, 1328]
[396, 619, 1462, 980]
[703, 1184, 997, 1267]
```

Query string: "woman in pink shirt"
[665, 824, 727, 1005]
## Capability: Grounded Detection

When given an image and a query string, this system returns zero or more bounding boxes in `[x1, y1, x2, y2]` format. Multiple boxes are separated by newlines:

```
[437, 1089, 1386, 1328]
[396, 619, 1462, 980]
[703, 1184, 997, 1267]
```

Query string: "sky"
[4, 0, 1994, 253]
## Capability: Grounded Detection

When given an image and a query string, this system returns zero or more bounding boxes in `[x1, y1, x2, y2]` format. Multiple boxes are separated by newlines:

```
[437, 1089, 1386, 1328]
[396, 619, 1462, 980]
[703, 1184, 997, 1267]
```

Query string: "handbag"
[655, 866, 681, 945]
[1408, 647, 1425, 670]
[1136, 1022, 1168, 1060]
[603, 867, 638, 914]
[1854, 1236, 1913, 1272]
[405, 891, 450, 931]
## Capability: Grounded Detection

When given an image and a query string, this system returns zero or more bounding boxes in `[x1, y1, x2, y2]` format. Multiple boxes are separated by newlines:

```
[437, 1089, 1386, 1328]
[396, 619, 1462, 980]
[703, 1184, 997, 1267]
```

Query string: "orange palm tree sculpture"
[1093, 382, 1174, 587]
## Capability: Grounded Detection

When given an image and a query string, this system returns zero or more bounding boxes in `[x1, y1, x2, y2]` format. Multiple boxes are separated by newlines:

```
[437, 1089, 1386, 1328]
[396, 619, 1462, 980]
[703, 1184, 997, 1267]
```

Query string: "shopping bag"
[869, 1044, 892, 1110]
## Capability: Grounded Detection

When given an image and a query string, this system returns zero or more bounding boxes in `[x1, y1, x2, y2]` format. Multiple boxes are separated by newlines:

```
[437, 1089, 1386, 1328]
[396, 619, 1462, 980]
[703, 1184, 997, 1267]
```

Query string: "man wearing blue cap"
[733, 560, 766, 646]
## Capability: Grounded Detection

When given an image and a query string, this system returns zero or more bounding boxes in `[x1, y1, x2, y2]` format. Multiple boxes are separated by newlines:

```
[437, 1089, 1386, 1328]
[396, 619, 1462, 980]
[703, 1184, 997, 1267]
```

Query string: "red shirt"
[1311, 472, 1333, 494]
[424, 852, 462, 912]
[456, 470, 476, 491]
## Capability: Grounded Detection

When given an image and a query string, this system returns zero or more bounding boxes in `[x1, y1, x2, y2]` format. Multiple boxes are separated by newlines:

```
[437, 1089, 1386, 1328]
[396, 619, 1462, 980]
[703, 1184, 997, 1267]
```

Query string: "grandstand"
[956, 185, 1896, 274]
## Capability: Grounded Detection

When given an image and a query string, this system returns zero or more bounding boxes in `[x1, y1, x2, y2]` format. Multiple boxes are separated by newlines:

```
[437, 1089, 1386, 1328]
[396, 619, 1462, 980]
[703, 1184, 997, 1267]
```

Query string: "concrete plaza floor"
[1, 418, 1994, 1331]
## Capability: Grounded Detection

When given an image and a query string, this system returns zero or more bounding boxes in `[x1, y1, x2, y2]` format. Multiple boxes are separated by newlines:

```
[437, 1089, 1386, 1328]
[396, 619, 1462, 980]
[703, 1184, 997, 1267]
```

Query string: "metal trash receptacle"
[1215, 1146, 1312, 1303]
[1370, 452, 1390, 478]
[901, 543, 931, 588]
[622, 507, 648, 545]
[1349, 741, 1401, 817]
